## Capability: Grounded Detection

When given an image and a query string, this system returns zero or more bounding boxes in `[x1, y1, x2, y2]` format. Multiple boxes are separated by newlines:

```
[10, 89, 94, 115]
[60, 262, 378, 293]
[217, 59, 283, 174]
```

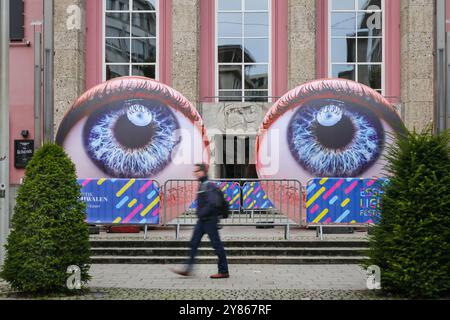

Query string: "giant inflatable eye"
[56, 77, 209, 184]
[256, 79, 405, 187]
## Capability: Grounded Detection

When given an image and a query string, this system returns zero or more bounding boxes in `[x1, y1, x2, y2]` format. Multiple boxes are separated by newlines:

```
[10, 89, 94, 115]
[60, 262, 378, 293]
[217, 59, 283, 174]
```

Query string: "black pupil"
[114, 114, 154, 149]
[313, 115, 355, 150]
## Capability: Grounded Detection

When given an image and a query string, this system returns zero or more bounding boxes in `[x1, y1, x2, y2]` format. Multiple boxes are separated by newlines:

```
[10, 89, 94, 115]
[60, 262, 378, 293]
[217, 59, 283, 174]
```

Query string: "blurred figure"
[171, 164, 229, 279]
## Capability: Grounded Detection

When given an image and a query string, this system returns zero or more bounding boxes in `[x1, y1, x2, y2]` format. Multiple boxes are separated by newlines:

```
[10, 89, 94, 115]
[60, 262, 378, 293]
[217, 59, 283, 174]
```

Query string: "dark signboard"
[10, 0, 25, 41]
[14, 140, 34, 169]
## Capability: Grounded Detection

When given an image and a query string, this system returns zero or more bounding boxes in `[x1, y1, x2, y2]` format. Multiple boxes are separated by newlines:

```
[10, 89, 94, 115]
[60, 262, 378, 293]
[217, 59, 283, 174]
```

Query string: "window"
[217, 0, 271, 102]
[329, 0, 384, 94]
[104, 0, 158, 81]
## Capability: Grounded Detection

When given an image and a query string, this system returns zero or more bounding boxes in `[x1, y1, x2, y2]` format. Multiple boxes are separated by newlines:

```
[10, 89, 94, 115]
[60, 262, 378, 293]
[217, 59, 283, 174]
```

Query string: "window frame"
[102, 0, 160, 82]
[327, 0, 385, 95]
[214, 0, 273, 103]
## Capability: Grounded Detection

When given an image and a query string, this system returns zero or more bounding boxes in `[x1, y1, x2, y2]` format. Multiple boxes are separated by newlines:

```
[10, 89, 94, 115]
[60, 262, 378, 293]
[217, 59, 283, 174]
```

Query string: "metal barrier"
[162, 179, 303, 240]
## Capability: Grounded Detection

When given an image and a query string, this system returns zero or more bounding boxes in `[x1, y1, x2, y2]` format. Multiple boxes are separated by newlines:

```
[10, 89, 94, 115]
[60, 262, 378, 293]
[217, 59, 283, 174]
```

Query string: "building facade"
[7, 0, 450, 214]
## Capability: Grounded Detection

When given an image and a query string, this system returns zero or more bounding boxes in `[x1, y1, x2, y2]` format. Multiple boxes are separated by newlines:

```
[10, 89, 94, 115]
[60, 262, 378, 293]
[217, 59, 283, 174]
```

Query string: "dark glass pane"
[10, 0, 24, 41]
[219, 91, 242, 102]
[218, 38, 243, 63]
[244, 13, 269, 37]
[331, 38, 356, 63]
[132, 65, 156, 78]
[218, 0, 241, 11]
[132, 39, 156, 63]
[358, 64, 382, 89]
[133, 0, 156, 10]
[332, 0, 355, 10]
[244, 38, 269, 63]
[132, 13, 156, 37]
[106, 65, 129, 80]
[358, 0, 381, 10]
[244, 65, 268, 90]
[218, 13, 242, 37]
[106, 0, 130, 11]
[332, 64, 356, 81]
[105, 38, 130, 63]
[357, 12, 382, 37]
[244, 91, 268, 102]
[219, 65, 242, 90]
[245, 0, 268, 10]
[357, 38, 382, 62]
[331, 12, 356, 37]
[106, 13, 130, 37]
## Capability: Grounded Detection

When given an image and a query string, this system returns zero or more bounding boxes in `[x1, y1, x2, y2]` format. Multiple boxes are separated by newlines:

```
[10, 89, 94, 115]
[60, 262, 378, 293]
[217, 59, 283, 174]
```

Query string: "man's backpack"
[210, 183, 230, 219]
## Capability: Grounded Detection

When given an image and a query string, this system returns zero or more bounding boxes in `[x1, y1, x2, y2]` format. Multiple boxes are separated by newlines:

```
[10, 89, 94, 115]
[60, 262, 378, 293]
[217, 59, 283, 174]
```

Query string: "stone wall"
[400, 0, 435, 131]
[201, 102, 273, 178]
[288, 0, 316, 90]
[172, 0, 200, 106]
[53, 0, 86, 135]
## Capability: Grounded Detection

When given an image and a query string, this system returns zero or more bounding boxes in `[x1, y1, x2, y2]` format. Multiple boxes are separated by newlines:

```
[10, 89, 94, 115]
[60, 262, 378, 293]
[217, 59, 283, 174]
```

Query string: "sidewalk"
[89, 264, 368, 291]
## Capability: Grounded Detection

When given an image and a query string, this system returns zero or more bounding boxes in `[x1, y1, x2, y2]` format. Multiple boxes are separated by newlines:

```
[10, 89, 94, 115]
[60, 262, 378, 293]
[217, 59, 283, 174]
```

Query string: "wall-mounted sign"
[14, 140, 34, 169]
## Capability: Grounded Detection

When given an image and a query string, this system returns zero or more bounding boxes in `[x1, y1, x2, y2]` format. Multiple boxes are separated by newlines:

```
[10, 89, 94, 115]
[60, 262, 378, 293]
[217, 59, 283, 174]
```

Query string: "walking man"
[172, 163, 229, 279]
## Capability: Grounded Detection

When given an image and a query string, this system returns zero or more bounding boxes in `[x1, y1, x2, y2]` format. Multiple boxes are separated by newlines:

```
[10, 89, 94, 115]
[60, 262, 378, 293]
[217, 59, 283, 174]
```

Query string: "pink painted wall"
[316, 0, 328, 79]
[272, 0, 288, 101]
[199, 0, 215, 103]
[315, 0, 401, 104]
[446, 0, 450, 32]
[9, 0, 44, 184]
[384, 0, 401, 104]
[86, 0, 173, 90]
[86, 0, 103, 90]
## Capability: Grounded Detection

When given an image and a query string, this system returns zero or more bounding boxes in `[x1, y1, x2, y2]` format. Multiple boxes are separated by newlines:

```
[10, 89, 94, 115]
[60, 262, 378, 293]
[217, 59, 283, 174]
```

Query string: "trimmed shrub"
[366, 128, 450, 298]
[0, 144, 90, 294]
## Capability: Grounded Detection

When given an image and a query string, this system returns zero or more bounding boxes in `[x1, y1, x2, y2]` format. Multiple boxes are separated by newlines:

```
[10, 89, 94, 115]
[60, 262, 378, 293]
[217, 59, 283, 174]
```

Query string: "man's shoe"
[170, 268, 192, 277]
[210, 273, 230, 279]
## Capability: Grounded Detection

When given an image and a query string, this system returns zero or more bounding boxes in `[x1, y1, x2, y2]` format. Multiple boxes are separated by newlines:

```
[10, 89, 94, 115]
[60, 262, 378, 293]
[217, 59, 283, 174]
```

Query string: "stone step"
[91, 247, 369, 257]
[90, 255, 369, 265]
[90, 240, 369, 249]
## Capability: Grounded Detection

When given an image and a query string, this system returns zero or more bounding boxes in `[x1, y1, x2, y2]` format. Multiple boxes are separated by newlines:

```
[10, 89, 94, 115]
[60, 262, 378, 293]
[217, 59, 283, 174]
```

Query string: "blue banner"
[306, 178, 388, 225]
[189, 181, 241, 211]
[242, 182, 275, 209]
[78, 179, 160, 225]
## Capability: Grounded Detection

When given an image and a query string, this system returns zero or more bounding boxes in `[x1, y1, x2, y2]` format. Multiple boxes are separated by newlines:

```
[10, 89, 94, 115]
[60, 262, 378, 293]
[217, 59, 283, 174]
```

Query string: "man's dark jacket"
[196, 176, 220, 222]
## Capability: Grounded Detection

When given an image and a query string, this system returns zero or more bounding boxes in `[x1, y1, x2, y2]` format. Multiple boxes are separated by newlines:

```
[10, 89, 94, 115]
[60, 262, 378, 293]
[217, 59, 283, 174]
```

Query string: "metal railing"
[161, 179, 303, 240]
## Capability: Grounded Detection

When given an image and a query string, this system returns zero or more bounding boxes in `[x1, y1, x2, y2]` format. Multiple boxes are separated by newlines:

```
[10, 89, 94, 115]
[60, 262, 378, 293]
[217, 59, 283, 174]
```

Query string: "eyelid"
[56, 76, 203, 145]
[259, 79, 405, 134]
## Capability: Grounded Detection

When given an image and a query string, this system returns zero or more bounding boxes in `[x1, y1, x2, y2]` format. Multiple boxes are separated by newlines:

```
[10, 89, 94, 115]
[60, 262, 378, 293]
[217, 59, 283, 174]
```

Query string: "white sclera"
[316, 105, 343, 127]
[126, 104, 153, 127]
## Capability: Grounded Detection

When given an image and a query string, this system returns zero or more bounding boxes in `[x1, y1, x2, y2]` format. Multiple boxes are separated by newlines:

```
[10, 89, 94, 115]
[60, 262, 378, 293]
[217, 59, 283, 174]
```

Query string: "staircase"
[90, 240, 369, 264]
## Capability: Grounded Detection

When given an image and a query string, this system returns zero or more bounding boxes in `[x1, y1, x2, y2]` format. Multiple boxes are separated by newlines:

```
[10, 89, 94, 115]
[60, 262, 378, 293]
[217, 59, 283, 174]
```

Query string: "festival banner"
[242, 182, 275, 210]
[306, 178, 388, 225]
[190, 181, 241, 211]
[78, 179, 160, 225]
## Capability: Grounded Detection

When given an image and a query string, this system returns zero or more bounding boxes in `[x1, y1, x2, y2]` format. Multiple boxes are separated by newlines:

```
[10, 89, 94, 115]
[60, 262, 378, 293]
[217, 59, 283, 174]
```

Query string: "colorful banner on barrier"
[78, 179, 160, 225]
[306, 178, 388, 225]
[190, 181, 241, 210]
[242, 182, 275, 209]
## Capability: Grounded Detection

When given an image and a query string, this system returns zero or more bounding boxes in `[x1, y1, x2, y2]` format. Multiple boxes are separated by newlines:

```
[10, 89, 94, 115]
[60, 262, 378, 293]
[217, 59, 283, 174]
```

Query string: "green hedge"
[366, 129, 450, 299]
[0, 144, 91, 294]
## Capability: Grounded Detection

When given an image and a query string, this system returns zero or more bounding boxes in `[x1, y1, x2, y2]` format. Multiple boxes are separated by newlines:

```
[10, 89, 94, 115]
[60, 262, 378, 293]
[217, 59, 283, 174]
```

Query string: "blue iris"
[83, 99, 180, 178]
[287, 99, 384, 177]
